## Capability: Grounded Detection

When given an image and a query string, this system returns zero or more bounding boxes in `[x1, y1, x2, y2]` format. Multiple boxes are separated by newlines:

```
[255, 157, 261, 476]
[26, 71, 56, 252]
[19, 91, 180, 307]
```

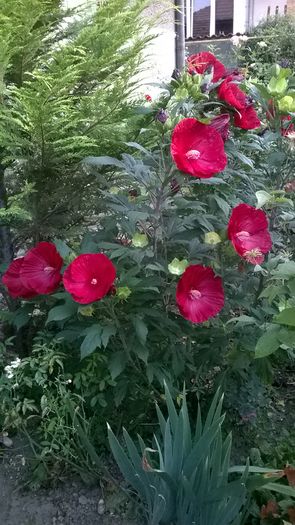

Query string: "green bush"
[1, 51, 295, 486]
[0, 0, 151, 255]
[238, 16, 295, 82]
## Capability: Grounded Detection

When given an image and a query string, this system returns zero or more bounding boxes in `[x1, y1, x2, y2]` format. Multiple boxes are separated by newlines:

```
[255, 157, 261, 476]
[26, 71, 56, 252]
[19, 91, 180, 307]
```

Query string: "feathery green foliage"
[0, 0, 152, 247]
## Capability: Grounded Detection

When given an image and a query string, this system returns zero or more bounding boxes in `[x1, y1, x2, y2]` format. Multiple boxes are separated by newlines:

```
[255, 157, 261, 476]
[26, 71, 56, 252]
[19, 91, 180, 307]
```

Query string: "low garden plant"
[0, 40, 294, 521]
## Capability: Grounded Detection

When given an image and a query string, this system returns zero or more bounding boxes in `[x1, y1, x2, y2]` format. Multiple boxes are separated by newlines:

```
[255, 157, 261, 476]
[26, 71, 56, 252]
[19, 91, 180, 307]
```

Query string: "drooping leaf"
[108, 351, 128, 380]
[275, 308, 295, 327]
[132, 316, 148, 345]
[46, 301, 78, 325]
[255, 325, 282, 358]
[80, 324, 102, 359]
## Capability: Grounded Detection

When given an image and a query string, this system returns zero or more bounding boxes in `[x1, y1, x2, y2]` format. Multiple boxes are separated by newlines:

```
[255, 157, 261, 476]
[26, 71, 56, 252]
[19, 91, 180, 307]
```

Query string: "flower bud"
[204, 232, 222, 245]
[109, 186, 120, 194]
[116, 286, 132, 301]
[132, 233, 149, 248]
[172, 68, 181, 81]
[278, 95, 295, 113]
[78, 305, 94, 317]
[155, 109, 169, 124]
[209, 114, 230, 141]
[168, 257, 188, 276]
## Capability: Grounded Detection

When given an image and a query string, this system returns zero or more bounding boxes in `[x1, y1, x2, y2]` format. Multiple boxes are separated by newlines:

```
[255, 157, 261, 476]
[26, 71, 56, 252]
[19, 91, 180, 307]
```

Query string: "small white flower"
[231, 35, 241, 47]
[4, 366, 14, 379]
[10, 357, 21, 369]
[257, 41, 267, 48]
[240, 35, 249, 42]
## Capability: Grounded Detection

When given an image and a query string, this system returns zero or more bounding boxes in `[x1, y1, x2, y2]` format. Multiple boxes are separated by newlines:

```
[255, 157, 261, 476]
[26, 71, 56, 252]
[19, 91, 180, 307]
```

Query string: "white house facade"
[186, 0, 288, 39]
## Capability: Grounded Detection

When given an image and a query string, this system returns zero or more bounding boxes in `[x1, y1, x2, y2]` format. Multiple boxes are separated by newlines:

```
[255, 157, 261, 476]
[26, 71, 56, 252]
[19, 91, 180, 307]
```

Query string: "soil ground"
[0, 441, 138, 525]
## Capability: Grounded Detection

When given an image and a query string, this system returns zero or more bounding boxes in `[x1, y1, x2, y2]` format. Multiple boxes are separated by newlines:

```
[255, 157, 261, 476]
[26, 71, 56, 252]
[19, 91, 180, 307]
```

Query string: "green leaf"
[101, 325, 117, 349]
[255, 325, 281, 358]
[255, 190, 273, 209]
[80, 324, 102, 359]
[275, 308, 295, 327]
[262, 482, 295, 498]
[46, 301, 77, 325]
[53, 239, 71, 258]
[108, 351, 128, 380]
[132, 316, 148, 345]
[272, 261, 295, 278]
[134, 344, 149, 364]
[12, 305, 33, 330]
[278, 328, 295, 348]
[234, 151, 254, 169]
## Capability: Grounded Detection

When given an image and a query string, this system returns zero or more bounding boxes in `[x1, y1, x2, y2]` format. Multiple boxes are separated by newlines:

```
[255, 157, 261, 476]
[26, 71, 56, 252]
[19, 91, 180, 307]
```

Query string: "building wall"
[252, 0, 286, 27]
[287, 0, 295, 12]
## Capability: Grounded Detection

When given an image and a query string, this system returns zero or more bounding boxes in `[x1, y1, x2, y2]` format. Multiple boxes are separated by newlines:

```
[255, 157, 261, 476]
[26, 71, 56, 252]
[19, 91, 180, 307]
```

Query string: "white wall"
[233, 0, 247, 33]
[252, 0, 286, 27]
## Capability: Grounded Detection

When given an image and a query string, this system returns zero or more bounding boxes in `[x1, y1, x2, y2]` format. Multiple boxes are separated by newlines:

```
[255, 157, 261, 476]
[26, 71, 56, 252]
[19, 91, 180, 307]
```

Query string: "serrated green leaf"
[108, 351, 127, 380]
[132, 316, 148, 345]
[275, 308, 295, 327]
[80, 324, 102, 359]
[255, 325, 281, 358]
[46, 301, 77, 325]
[101, 325, 117, 349]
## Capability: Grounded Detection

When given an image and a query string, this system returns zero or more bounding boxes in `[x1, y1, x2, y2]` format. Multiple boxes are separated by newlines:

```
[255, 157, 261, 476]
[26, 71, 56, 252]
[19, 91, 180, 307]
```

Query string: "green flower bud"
[204, 232, 222, 245]
[78, 305, 94, 317]
[268, 76, 288, 95]
[109, 186, 120, 194]
[116, 286, 132, 301]
[278, 95, 295, 112]
[132, 233, 149, 248]
[168, 257, 189, 276]
[269, 64, 281, 77]
[175, 87, 189, 100]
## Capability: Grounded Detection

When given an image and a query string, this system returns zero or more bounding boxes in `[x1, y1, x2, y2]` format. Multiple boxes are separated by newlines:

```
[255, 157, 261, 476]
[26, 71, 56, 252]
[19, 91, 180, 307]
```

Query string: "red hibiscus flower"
[234, 106, 261, 130]
[218, 78, 247, 110]
[20, 242, 63, 295]
[171, 118, 227, 178]
[209, 114, 230, 141]
[2, 258, 36, 299]
[145, 94, 152, 102]
[187, 52, 226, 82]
[63, 253, 116, 304]
[228, 204, 272, 265]
[176, 265, 224, 324]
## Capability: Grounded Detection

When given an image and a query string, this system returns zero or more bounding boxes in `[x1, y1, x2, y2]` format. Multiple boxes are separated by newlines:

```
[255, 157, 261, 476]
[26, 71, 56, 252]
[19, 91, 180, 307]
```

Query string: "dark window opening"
[275, 5, 279, 15]
[267, 6, 271, 17]
[284, 4, 287, 14]
[216, 0, 233, 35]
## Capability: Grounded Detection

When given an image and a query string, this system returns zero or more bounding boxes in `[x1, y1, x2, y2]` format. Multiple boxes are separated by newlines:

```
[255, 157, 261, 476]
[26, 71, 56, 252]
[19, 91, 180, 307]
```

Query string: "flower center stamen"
[44, 266, 54, 272]
[244, 248, 263, 264]
[186, 149, 201, 161]
[91, 278, 98, 285]
[190, 289, 202, 300]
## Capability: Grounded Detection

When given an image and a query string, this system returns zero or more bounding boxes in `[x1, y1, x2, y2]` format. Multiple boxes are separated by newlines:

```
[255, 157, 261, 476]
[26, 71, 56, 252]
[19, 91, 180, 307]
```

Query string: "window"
[284, 4, 287, 14]
[267, 6, 271, 17]
[216, 0, 233, 35]
[192, 0, 211, 38]
[275, 5, 279, 15]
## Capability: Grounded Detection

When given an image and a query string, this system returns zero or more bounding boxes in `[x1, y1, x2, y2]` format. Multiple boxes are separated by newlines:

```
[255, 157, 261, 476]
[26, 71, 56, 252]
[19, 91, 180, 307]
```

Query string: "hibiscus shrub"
[1, 52, 295, 458]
